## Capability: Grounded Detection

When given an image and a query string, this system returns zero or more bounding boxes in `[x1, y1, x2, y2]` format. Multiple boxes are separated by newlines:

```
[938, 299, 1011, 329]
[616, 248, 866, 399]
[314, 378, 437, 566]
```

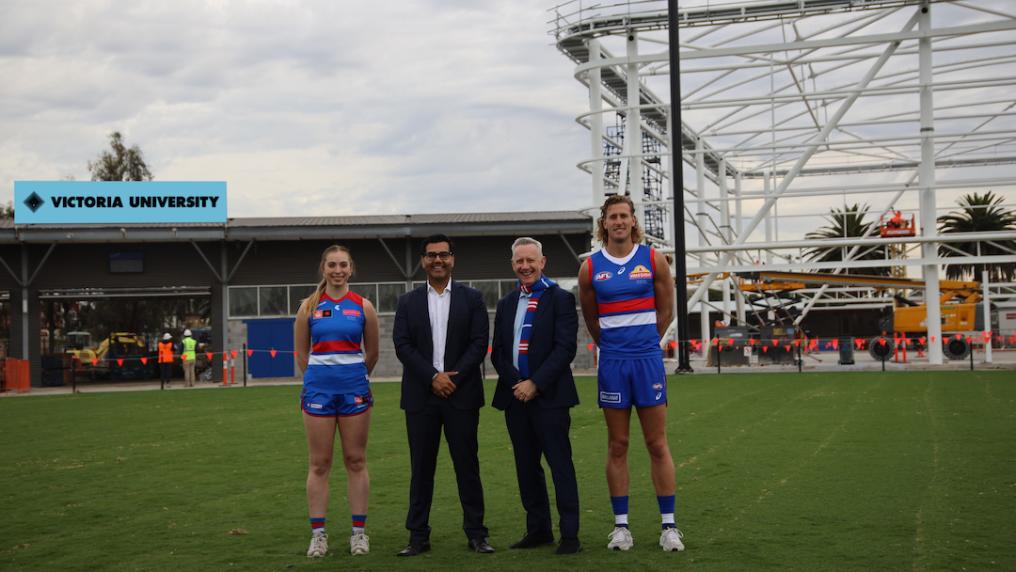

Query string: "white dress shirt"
[427, 280, 452, 372]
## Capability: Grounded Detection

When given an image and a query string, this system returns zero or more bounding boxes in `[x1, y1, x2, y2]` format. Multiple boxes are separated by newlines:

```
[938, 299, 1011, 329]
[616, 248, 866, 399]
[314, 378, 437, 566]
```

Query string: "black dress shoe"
[509, 532, 555, 549]
[556, 537, 582, 555]
[396, 542, 431, 557]
[467, 537, 495, 553]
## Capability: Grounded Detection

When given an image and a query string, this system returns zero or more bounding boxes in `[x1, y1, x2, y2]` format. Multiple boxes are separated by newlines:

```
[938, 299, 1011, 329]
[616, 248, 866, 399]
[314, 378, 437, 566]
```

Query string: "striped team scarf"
[517, 276, 555, 379]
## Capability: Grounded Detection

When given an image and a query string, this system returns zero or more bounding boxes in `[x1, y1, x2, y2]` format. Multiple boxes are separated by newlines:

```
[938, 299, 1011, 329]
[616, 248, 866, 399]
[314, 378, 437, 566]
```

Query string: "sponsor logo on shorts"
[652, 383, 664, 391]
[307, 402, 323, 409]
[599, 391, 622, 404]
[343, 309, 362, 317]
[595, 271, 613, 281]
[655, 392, 663, 400]
[628, 264, 652, 279]
[354, 395, 364, 404]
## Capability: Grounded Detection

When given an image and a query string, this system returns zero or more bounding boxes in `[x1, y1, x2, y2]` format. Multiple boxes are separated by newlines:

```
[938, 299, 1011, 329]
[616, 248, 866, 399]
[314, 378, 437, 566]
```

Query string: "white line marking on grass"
[911, 381, 941, 572]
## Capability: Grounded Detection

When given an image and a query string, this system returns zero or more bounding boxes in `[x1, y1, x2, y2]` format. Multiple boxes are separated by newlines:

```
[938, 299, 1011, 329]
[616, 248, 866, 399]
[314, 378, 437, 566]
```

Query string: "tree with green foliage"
[88, 131, 153, 181]
[804, 203, 889, 276]
[937, 191, 1016, 282]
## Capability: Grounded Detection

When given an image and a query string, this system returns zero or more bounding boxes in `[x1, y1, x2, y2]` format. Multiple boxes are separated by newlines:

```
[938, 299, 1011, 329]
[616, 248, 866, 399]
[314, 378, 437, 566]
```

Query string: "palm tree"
[938, 191, 1016, 282]
[804, 203, 890, 276]
[88, 131, 153, 181]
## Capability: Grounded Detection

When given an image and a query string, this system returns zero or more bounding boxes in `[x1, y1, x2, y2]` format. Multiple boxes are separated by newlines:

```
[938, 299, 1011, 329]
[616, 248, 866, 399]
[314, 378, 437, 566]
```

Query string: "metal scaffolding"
[550, 0, 1016, 364]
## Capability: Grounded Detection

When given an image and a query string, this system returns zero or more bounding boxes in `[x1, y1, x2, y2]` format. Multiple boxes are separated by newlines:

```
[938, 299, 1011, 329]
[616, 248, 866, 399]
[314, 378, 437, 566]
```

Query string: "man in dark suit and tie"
[491, 237, 581, 555]
[393, 234, 494, 556]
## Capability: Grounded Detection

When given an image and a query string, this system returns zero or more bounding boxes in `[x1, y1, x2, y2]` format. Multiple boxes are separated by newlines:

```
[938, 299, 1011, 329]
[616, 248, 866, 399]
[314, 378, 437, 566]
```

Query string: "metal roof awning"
[0, 210, 593, 244]
[37, 286, 213, 300]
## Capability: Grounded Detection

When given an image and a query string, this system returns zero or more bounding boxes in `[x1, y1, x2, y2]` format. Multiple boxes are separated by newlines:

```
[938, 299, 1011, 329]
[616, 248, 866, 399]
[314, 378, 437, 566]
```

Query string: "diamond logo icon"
[23, 191, 44, 213]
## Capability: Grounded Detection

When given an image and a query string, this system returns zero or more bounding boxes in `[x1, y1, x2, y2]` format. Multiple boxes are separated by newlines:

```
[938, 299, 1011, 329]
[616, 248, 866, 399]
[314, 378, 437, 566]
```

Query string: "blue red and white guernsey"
[302, 290, 372, 416]
[589, 243, 662, 360]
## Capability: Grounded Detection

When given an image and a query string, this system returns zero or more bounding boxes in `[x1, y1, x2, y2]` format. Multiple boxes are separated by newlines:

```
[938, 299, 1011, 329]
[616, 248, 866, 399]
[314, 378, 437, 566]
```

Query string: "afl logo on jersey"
[313, 309, 332, 319]
[595, 271, 613, 281]
[628, 264, 652, 280]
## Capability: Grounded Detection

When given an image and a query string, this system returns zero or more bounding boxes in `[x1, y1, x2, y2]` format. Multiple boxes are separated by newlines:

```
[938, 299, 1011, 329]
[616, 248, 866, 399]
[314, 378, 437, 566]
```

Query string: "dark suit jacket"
[490, 283, 579, 410]
[394, 281, 490, 412]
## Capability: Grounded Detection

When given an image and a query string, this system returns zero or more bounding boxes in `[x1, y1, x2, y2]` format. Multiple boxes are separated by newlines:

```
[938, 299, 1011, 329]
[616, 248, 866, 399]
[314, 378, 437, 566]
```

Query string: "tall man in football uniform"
[577, 195, 685, 552]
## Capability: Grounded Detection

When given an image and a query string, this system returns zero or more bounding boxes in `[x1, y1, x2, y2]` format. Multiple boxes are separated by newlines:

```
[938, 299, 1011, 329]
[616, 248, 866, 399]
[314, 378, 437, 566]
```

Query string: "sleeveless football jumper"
[302, 290, 372, 416]
[589, 244, 667, 408]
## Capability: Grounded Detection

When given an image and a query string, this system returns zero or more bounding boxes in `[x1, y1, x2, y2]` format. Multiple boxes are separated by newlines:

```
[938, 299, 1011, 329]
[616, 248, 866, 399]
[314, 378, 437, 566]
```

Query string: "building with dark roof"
[0, 211, 593, 385]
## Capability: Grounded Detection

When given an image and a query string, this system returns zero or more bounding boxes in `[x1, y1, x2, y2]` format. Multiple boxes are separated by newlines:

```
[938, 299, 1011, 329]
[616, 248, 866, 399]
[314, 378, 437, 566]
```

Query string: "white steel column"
[919, 0, 944, 364]
[665, 112, 676, 246]
[773, 185, 780, 243]
[718, 159, 732, 321]
[626, 32, 643, 214]
[666, 105, 678, 349]
[764, 171, 774, 264]
[982, 269, 993, 363]
[588, 39, 604, 207]
[696, 136, 710, 350]
[734, 171, 746, 324]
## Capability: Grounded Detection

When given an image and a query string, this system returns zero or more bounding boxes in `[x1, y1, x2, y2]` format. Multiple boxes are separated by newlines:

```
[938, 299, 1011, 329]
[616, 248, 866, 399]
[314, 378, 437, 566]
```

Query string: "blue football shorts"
[301, 385, 373, 417]
[597, 356, 667, 409]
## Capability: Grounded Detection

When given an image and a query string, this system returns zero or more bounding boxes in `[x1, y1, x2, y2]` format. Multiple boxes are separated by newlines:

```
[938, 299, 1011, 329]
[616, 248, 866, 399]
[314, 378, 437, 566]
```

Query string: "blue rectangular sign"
[14, 181, 227, 224]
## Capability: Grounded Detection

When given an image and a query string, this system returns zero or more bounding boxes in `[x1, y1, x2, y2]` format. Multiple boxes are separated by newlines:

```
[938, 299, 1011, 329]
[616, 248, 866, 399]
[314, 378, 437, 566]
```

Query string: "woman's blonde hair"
[596, 194, 644, 244]
[298, 245, 354, 315]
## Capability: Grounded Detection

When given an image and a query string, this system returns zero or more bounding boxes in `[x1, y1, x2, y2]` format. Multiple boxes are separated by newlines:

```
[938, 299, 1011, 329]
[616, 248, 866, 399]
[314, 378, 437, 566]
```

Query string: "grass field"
[1, 371, 1014, 571]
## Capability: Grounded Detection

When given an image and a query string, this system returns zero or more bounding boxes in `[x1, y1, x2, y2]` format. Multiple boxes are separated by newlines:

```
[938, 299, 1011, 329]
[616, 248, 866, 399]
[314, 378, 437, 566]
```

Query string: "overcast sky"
[3, 0, 1012, 229]
[1, 0, 596, 218]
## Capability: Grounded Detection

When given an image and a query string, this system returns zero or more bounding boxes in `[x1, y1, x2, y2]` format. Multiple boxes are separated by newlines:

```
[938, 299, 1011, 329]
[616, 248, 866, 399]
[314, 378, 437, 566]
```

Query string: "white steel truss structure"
[549, 0, 1016, 363]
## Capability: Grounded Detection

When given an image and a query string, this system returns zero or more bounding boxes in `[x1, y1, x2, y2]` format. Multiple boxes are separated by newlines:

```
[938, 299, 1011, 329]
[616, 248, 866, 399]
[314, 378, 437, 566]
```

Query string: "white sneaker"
[659, 527, 685, 552]
[350, 531, 370, 555]
[307, 533, 328, 557]
[606, 527, 634, 551]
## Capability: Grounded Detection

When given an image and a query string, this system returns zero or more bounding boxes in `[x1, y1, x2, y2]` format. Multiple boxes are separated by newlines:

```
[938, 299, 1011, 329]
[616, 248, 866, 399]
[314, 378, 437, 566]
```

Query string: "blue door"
[245, 318, 295, 378]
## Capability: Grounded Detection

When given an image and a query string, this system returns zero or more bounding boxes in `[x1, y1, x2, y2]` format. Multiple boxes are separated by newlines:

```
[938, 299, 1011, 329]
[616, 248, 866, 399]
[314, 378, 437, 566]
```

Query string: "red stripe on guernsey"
[598, 296, 655, 315]
[320, 290, 364, 305]
[650, 247, 657, 274]
[312, 340, 361, 353]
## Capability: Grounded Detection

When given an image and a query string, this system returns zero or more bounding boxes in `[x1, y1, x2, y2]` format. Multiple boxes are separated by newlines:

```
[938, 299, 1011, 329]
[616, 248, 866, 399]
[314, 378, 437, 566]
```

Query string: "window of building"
[259, 286, 288, 316]
[229, 287, 258, 317]
[377, 283, 405, 313]
[289, 284, 317, 314]
[469, 280, 500, 310]
[228, 278, 569, 318]
[350, 283, 377, 304]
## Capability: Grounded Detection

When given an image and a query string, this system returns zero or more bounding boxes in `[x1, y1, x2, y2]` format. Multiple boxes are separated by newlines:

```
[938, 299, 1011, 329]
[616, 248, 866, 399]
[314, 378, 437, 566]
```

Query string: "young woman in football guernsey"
[577, 195, 685, 553]
[294, 245, 379, 558]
